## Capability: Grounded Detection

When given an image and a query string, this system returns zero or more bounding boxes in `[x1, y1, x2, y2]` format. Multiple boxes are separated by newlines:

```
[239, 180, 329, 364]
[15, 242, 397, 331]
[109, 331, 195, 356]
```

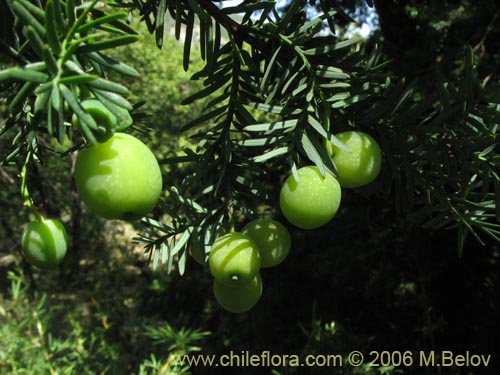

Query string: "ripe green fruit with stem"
[213, 273, 263, 313]
[74, 132, 162, 221]
[280, 166, 341, 230]
[328, 131, 382, 188]
[242, 218, 291, 268]
[209, 232, 261, 286]
[21, 218, 68, 269]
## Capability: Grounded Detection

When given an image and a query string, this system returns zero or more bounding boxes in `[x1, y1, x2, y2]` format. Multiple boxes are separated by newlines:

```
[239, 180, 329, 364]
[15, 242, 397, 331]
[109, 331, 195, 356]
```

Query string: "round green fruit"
[329, 131, 382, 188]
[280, 166, 341, 230]
[74, 132, 162, 221]
[21, 218, 68, 269]
[208, 232, 261, 286]
[72, 99, 117, 142]
[213, 273, 262, 313]
[242, 218, 291, 268]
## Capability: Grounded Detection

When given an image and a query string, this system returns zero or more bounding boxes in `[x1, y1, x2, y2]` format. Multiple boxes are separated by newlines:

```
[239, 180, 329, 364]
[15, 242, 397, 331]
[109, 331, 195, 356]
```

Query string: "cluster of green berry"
[21, 110, 381, 317]
[190, 130, 382, 313]
[191, 218, 291, 313]
[280, 131, 382, 230]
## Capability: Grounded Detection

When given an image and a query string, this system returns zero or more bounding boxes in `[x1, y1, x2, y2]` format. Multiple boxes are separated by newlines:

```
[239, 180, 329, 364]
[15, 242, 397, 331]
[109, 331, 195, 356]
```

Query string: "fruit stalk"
[20, 156, 43, 222]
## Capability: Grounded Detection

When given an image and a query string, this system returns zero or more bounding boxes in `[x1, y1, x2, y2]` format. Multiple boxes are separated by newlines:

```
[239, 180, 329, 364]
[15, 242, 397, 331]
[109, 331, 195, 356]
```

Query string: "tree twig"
[473, 13, 498, 53]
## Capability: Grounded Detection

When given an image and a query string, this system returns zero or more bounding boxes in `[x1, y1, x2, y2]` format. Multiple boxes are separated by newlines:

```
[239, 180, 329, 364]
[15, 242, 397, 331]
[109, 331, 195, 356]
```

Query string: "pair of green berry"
[280, 130, 382, 230]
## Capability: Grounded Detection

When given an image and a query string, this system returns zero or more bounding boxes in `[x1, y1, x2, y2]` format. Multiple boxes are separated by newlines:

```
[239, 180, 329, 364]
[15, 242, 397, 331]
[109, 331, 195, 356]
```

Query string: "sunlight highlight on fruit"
[242, 218, 291, 267]
[74, 133, 162, 221]
[280, 166, 341, 230]
[21, 218, 68, 269]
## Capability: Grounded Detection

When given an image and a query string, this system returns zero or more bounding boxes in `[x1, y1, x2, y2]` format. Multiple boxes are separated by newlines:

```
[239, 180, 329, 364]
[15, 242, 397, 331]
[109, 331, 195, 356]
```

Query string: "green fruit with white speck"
[208, 232, 261, 286]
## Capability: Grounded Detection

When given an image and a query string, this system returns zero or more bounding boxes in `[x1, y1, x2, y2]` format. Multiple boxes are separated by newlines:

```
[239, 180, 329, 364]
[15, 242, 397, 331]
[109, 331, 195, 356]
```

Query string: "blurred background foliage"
[1, 0, 500, 374]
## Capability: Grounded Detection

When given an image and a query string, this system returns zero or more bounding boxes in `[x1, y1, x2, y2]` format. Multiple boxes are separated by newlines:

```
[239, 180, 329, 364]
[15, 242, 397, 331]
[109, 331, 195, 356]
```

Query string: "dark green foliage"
[1, 2, 500, 374]
[373, 0, 500, 81]
[97, 0, 393, 272]
[113, 0, 500, 270]
[2, 0, 500, 271]
[0, 0, 137, 153]
[339, 45, 500, 256]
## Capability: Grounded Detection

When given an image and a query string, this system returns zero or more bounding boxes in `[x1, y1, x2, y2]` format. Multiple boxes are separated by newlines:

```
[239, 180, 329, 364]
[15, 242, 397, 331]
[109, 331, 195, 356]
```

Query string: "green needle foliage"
[0, 0, 138, 153]
[2, 0, 500, 275]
